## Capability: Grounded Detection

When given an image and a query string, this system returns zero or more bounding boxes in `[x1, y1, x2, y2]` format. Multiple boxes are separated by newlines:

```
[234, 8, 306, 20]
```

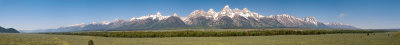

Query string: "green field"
[1, 32, 399, 45]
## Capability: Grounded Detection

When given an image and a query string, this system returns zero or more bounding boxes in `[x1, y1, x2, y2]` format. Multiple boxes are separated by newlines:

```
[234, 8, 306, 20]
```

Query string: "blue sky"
[0, 0, 399, 30]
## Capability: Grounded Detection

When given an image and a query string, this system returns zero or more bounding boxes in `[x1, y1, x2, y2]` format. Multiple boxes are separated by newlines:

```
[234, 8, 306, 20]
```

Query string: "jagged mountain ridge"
[57, 5, 357, 31]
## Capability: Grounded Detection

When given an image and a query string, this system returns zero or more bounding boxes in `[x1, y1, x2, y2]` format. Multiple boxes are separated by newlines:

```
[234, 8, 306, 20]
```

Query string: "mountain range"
[0, 26, 19, 33]
[49, 5, 357, 32]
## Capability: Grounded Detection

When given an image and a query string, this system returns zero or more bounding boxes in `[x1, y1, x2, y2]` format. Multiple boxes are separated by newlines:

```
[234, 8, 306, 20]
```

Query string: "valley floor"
[0, 32, 399, 45]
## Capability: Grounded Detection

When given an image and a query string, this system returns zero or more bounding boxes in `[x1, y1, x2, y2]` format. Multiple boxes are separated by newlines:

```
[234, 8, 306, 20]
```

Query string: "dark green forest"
[45, 29, 384, 38]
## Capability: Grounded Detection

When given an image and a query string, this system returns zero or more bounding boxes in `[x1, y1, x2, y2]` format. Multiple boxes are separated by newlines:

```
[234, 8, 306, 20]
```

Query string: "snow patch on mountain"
[134, 12, 170, 20]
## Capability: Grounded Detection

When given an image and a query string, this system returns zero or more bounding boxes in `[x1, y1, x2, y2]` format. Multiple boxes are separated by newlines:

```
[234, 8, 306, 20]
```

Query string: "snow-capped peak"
[129, 17, 137, 21]
[219, 5, 233, 16]
[221, 5, 232, 12]
[304, 16, 319, 25]
[243, 8, 250, 13]
[156, 11, 162, 16]
[223, 5, 231, 11]
[268, 14, 324, 26]
[186, 5, 266, 20]
[134, 12, 170, 20]
[101, 21, 111, 25]
[269, 14, 303, 20]
[208, 8, 216, 14]
[112, 18, 124, 22]
[172, 13, 178, 16]
[269, 14, 316, 21]
[233, 8, 240, 11]
[90, 21, 110, 25]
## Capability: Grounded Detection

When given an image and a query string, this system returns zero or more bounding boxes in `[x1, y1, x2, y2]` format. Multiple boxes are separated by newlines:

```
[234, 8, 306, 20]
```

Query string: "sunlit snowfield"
[1, 32, 399, 45]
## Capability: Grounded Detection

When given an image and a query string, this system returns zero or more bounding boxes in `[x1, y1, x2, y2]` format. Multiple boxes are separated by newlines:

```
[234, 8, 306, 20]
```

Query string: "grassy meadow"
[0, 29, 399, 45]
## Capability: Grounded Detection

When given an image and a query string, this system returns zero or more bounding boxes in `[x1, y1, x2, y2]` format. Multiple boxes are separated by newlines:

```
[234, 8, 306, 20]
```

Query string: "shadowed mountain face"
[151, 16, 187, 29]
[50, 5, 358, 32]
[0, 26, 19, 33]
[212, 16, 235, 28]
[231, 15, 253, 28]
[186, 16, 212, 27]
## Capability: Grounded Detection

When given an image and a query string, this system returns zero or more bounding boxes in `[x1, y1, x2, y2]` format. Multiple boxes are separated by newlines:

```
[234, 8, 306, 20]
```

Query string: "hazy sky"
[0, 0, 399, 30]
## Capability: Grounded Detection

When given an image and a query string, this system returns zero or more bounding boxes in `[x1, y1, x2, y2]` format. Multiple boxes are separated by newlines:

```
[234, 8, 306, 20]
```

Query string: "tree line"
[45, 29, 384, 38]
